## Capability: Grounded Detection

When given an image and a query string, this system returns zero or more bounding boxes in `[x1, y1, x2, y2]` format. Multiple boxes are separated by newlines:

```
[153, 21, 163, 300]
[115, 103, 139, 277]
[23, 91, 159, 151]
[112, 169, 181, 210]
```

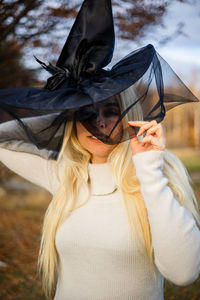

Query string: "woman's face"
[75, 97, 122, 164]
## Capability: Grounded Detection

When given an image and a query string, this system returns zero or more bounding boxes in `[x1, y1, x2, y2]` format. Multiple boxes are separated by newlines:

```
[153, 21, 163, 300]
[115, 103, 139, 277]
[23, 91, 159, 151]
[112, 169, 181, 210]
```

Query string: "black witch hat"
[0, 0, 199, 160]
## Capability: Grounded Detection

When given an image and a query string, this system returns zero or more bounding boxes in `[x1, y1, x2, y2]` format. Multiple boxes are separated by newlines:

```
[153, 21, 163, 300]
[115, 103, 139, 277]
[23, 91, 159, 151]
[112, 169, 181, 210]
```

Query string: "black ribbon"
[34, 56, 70, 90]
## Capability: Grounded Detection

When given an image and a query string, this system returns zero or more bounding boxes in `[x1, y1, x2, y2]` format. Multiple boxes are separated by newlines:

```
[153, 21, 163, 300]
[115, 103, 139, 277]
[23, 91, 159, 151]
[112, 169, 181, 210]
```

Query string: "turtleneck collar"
[88, 161, 117, 196]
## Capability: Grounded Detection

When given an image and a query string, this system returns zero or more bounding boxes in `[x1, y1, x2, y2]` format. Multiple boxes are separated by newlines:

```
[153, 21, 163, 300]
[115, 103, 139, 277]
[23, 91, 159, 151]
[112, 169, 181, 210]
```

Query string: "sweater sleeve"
[132, 150, 200, 286]
[0, 147, 58, 195]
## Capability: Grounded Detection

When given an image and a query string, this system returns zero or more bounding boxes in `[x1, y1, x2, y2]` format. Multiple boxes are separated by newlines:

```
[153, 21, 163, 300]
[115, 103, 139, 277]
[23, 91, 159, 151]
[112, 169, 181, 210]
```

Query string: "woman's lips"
[88, 136, 103, 143]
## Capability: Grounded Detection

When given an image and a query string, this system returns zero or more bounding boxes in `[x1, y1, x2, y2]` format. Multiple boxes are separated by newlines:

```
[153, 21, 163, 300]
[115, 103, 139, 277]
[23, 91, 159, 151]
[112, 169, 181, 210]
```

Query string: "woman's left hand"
[128, 120, 166, 156]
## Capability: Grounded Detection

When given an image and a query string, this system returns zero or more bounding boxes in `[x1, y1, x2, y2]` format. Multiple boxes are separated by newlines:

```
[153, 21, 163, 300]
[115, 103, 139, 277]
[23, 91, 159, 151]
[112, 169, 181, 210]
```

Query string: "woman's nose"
[96, 113, 106, 128]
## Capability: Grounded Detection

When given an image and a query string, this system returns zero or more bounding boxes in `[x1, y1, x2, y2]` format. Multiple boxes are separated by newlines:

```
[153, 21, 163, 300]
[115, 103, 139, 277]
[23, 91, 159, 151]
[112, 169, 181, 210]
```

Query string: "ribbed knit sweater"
[0, 147, 200, 300]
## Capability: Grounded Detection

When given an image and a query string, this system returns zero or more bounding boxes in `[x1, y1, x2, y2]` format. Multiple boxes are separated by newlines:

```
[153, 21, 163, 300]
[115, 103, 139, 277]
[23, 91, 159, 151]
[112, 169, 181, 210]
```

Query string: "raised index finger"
[128, 121, 149, 127]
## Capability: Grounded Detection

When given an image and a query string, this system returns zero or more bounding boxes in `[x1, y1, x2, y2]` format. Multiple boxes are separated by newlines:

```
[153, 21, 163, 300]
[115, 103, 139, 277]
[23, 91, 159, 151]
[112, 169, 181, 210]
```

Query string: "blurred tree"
[113, 0, 188, 42]
[0, 0, 76, 87]
[0, 39, 36, 88]
[0, 0, 191, 88]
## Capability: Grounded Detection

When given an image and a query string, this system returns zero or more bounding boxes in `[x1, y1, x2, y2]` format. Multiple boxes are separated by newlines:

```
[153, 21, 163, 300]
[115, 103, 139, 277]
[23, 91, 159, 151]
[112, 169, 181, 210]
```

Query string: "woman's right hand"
[128, 120, 166, 156]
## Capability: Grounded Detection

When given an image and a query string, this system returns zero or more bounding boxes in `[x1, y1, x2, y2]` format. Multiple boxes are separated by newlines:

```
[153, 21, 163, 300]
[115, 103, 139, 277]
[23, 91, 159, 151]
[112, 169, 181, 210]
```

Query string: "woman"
[0, 87, 200, 300]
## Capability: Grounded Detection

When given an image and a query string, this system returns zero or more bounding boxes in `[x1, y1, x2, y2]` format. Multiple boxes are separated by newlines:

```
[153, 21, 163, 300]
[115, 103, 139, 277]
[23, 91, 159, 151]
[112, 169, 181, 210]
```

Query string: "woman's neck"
[90, 156, 108, 164]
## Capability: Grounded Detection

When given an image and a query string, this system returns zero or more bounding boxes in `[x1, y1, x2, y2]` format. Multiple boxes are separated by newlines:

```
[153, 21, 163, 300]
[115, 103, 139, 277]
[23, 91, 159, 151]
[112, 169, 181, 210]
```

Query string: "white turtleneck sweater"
[0, 147, 200, 300]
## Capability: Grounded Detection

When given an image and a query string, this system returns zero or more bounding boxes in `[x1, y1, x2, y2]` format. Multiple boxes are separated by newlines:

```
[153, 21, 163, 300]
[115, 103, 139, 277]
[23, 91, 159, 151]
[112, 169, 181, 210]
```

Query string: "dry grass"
[0, 188, 50, 300]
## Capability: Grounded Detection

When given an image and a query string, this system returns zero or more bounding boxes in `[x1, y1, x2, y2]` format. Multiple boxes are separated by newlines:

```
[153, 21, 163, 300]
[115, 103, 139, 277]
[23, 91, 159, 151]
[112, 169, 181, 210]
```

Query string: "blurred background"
[0, 0, 200, 299]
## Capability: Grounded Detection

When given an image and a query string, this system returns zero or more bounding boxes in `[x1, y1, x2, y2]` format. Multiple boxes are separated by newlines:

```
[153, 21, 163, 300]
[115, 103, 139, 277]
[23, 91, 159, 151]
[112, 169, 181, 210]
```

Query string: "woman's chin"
[86, 140, 116, 159]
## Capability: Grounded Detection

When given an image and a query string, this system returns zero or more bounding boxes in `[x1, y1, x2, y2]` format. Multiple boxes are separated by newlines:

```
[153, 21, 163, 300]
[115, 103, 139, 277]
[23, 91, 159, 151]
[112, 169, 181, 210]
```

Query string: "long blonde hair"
[38, 87, 200, 299]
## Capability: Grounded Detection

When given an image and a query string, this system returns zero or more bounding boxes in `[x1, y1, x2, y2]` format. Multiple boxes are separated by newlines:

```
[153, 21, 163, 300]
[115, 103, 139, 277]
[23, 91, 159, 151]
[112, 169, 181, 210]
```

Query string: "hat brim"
[0, 44, 199, 159]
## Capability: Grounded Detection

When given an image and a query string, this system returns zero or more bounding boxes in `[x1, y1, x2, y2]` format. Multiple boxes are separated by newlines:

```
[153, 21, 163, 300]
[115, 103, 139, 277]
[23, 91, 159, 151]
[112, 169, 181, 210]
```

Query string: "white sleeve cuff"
[132, 150, 164, 185]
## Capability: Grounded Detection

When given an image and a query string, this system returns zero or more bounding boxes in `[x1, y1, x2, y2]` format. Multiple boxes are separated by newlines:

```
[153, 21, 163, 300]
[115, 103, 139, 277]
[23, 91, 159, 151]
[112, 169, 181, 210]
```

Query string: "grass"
[180, 156, 200, 173]
[170, 148, 200, 173]
[0, 189, 50, 300]
[0, 149, 200, 300]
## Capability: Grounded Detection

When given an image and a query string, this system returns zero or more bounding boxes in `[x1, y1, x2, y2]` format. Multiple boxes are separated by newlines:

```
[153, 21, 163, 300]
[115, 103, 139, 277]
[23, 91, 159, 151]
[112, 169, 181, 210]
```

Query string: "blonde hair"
[38, 87, 200, 299]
